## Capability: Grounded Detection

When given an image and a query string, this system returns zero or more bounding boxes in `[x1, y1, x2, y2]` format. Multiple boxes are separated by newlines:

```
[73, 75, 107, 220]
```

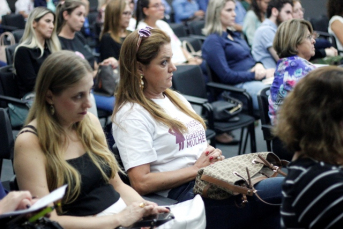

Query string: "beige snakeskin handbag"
[193, 152, 288, 205]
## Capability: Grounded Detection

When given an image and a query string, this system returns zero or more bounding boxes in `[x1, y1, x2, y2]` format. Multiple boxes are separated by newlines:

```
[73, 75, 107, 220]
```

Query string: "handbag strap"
[0, 32, 15, 46]
[201, 174, 255, 196]
[256, 155, 287, 176]
[182, 40, 196, 56]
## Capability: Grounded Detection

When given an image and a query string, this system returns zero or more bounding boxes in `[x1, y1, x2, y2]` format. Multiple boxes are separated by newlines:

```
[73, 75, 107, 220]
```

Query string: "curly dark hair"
[275, 66, 343, 165]
[327, 0, 343, 19]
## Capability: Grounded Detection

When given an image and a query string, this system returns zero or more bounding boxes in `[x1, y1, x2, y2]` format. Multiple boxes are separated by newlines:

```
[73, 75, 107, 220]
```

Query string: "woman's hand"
[251, 63, 266, 80]
[265, 68, 275, 78]
[101, 57, 119, 69]
[116, 202, 169, 227]
[188, 56, 203, 65]
[193, 145, 225, 170]
[0, 191, 33, 214]
[325, 47, 338, 57]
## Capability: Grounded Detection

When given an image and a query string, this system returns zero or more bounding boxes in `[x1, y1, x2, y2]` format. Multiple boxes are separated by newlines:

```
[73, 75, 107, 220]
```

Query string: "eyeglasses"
[122, 11, 132, 16]
[294, 7, 305, 14]
[149, 3, 165, 9]
[306, 34, 318, 41]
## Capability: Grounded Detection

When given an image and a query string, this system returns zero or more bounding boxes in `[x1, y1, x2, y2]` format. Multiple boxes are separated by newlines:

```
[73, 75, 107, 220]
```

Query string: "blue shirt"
[202, 30, 256, 85]
[172, 0, 199, 23]
[235, 1, 246, 26]
[252, 19, 277, 68]
[196, 0, 208, 12]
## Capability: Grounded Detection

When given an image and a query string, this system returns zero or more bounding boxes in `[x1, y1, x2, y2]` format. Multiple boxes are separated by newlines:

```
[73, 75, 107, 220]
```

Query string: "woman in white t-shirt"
[135, 0, 201, 65]
[328, 0, 343, 52]
[112, 27, 284, 229]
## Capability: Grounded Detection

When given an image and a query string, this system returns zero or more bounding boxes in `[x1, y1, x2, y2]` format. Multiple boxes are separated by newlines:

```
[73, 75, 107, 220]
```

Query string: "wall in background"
[301, 0, 328, 20]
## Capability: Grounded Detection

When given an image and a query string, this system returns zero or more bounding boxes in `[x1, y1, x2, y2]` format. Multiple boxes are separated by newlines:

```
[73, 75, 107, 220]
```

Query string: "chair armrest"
[0, 95, 28, 106]
[182, 94, 207, 105]
[143, 193, 178, 206]
[315, 31, 331, 37]
[0, 24, 18, 31]
[206, 82, 254, 116]
[189, 35, 206, 42]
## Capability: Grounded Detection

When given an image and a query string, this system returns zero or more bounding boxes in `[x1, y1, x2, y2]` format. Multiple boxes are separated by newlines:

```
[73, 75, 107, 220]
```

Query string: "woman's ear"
[62, 10, 69, 21]
[142, 7, 149, 17]
[33, 20, 37, 29]
[46, 90, 54, 104]
[137, 62, 145, 75]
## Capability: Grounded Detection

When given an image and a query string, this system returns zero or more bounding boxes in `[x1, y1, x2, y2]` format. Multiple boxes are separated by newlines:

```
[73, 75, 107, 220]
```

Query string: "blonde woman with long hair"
[14, 7, 60, 98]
[14, 50, 168, 229]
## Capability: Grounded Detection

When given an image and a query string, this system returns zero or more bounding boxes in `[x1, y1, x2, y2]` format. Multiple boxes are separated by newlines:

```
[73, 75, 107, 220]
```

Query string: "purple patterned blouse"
[268, 56, 316, 124]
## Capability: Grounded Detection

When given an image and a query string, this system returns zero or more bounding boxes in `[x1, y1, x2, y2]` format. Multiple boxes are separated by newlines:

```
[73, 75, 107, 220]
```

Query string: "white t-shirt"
[0, 0, 11, 18]
[112, 93, 207, 197]
[328, 15, 343, 52]
[137, 20, 187, 64]
[15, 0, 34, 15]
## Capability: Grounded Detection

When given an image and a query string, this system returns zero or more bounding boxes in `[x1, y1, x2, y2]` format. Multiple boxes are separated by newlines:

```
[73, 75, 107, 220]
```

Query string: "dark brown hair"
[275, 66, 343, 164]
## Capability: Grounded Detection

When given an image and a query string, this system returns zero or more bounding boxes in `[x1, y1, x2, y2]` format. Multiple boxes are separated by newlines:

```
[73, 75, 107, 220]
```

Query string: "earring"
[140, 74, 144, 89]
[50, 104, 55, 115]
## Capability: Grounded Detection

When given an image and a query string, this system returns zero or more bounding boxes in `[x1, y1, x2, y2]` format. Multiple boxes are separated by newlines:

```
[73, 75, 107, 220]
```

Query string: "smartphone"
[118, 212, 175, 229]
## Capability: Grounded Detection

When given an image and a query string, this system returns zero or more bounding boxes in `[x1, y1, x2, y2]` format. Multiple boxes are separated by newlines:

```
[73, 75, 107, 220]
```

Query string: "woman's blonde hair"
[203, 0, 235, 36]
[14, 7, 61, 68]
[100, 0, 130, 42]
[275, 66, 343, 165]
[55, 0, 86, 34]
[273, 19, 313, 58]
[113, 29, 206, 133]
[26, 50, 119, 207]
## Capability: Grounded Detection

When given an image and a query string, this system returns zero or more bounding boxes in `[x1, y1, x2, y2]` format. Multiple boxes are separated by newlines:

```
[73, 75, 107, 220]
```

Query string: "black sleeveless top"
[19, 125, 120, 216]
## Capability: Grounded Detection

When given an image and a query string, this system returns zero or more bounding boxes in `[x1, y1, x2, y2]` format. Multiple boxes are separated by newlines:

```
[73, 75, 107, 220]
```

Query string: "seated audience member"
[202, 0, 274, 111]
[328, 0, 343, 52]
[99, 0, 131, 61]
[0, 0, 11, 23]
[196, 0, 208, 12]
[97, 0, 111, 24]
[14, 7, 61, 98]
[275, 66, 343, 228]
[172, 0, 204, 23]
[34, 0, 57, 11]
[243, 0, 270, 46]
[269, 19, 316, 160]
[56, 0, 118, 112]
[14, 50, 169, 229]
[0, 183, 34, 214]
[292, 0, 337, 60]
[135, 0, 203, 66]
[294, 0, 337, 58]
[112, 27, 284, 229]
[252, 0, 293, 69]
[15, 0, 34, 19]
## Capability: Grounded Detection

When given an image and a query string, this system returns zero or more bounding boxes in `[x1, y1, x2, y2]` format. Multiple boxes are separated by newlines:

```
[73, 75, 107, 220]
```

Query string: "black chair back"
[0, 108, 14, 178]
[0, 65, 20, 107]
[12, 29, 24, 43]
[188, 20, 205, 36]
[310, 15, 329, 33]
[169, 23, 188, 37]
[1, 14, 26, 30]
[257, 87, 273, 151]
[172, 65, 207, 98]
[5, 44, 18, 65]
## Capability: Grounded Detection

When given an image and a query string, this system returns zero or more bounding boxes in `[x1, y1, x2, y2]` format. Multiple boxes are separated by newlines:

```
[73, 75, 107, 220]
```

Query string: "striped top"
[281, 158, 343, 229]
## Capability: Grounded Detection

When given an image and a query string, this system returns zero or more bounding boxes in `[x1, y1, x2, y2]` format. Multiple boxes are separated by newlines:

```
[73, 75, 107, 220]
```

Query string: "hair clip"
[137, 26, 153, 51]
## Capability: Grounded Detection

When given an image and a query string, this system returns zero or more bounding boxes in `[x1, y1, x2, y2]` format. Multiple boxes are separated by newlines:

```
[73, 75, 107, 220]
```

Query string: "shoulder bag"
[93, 65, 119, 96]
[193, 152, 288, 206]
[211, 93, 243, 120]
[0, 32, 15, 63]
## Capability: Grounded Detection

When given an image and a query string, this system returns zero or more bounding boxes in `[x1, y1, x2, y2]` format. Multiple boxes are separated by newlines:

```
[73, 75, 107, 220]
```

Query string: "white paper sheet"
[0, 185, 67, 218]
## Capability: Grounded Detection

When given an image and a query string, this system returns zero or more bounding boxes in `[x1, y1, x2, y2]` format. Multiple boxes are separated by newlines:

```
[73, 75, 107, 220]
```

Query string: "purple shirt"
[268, 56, 316, 124]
